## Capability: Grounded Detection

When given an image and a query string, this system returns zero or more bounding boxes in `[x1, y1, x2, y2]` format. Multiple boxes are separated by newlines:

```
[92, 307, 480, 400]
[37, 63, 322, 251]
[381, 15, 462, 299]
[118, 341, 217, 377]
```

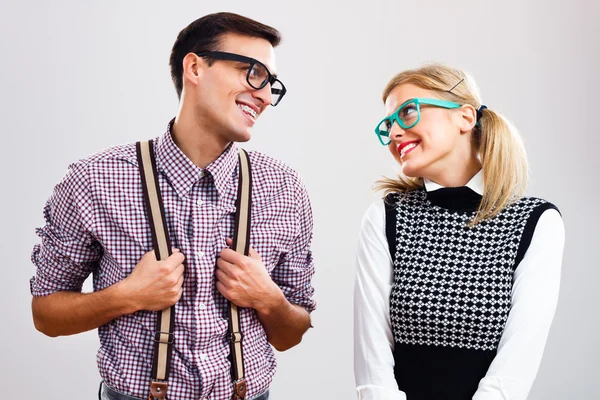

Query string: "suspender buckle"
[229, 331, 243, 344]
[154, 331, 175, 345]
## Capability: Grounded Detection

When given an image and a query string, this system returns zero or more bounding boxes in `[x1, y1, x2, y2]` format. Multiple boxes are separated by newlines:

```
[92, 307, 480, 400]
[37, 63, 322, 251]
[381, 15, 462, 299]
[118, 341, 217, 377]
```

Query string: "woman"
[353, 64, 565, 400]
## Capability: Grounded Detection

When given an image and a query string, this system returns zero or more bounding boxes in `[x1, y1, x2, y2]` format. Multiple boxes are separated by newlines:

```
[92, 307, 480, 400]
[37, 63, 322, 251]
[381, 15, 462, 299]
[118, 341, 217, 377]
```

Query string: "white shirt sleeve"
[473, 208, 565, 400]
[354, 200, 407, 400]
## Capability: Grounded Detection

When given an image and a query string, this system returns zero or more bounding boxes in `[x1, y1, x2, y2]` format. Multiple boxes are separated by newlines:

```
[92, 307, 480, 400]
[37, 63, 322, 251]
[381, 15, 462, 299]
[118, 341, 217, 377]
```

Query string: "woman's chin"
[401, 162, 421, 178]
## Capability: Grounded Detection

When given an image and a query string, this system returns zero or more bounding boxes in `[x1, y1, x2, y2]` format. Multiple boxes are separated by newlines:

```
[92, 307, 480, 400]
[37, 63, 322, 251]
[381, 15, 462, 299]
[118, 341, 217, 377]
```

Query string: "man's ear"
[181, 53, 204, 89]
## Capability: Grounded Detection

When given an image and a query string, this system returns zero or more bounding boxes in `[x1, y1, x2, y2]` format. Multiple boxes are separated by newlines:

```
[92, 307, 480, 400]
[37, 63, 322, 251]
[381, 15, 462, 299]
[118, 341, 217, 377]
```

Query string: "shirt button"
[197, 199, 204, 206]
[197, 250, 205, 258]
[199, 353, 208, 361]
[199, 303, 206, 310]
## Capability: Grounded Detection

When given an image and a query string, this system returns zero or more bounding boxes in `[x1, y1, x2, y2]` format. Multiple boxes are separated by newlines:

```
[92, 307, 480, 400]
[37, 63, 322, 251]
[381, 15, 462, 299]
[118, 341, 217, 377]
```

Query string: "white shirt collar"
[424, 169, 484, 196]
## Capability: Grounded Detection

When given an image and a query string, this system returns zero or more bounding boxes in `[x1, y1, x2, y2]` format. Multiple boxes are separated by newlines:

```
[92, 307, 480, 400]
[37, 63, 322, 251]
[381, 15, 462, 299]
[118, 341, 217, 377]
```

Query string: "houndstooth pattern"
[389, 189, 546, 351]
[30, 120, 315, 400]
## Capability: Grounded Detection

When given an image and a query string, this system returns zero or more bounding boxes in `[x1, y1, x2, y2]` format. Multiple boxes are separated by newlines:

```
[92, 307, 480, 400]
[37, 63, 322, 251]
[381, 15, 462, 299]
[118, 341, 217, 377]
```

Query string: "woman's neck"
[424, 154, 482, 188]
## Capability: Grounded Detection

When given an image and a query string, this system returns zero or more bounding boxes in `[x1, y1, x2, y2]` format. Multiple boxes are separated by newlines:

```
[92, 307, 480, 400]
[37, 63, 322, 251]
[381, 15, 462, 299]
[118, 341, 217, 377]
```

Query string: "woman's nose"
[390, 121, 406, 141]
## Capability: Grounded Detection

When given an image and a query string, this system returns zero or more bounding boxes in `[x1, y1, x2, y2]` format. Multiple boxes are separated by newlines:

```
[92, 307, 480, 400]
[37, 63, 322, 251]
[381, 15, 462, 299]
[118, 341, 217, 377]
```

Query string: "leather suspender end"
[232, 379, 247, 400]
[148, 380, 168, 400]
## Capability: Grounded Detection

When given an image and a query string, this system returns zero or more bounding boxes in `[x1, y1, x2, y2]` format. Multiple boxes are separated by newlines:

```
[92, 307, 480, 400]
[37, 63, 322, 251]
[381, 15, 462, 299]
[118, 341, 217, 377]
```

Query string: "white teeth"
[401, 142, 418, 157]
[238, 104, 257, 119]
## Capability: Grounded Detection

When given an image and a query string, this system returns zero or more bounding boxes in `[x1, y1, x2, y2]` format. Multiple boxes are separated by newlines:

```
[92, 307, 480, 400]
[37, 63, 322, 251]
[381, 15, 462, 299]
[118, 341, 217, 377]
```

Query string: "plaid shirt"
[30, 120, 316, 400]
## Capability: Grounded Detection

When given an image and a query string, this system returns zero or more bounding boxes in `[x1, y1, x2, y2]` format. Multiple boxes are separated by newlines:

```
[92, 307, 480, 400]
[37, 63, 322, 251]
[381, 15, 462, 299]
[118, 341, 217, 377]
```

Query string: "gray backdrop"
[2, 0, 598, 398]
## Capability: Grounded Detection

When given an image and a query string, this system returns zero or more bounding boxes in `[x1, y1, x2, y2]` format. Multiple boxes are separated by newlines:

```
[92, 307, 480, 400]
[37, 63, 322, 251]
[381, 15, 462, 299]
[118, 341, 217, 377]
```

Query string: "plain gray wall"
[2, 0, 598, 398]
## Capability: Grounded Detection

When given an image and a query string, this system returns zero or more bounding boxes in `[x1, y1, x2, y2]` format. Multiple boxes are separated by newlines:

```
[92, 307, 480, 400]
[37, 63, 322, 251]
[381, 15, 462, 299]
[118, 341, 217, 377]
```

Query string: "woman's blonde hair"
[376, 63, 528, 225]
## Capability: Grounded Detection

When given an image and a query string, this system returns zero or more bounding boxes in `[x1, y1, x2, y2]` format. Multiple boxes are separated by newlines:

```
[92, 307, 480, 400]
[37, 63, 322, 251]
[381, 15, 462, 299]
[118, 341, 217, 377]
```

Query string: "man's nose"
[252, 83, 272, 107]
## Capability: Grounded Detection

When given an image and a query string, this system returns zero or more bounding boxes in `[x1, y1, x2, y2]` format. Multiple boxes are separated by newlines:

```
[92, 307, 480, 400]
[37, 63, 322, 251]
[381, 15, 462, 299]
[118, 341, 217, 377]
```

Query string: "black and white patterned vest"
[384, 186, 557, 400]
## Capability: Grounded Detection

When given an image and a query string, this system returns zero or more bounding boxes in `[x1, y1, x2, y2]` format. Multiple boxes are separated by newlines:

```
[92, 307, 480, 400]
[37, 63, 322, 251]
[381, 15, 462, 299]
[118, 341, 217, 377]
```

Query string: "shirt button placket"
[197, 250, 207, 312]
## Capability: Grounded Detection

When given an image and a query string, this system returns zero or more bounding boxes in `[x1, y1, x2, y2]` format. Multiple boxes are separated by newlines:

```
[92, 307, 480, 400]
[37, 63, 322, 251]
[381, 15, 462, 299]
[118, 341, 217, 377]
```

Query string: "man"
[30, 12, 315, 400]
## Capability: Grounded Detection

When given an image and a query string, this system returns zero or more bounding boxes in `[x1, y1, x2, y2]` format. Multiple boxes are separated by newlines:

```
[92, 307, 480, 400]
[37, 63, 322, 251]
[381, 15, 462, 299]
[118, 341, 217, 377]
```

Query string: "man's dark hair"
[169, 12, 281, 99]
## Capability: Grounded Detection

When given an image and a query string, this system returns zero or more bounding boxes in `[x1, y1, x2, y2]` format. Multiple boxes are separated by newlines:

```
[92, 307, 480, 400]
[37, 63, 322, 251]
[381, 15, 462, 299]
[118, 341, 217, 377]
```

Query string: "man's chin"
[227, 130, 252, 144]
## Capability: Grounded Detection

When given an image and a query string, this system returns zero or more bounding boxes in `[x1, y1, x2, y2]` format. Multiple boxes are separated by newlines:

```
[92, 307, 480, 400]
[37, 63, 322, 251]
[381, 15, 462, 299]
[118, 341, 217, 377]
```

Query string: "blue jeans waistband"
[99, 381, 270, 400]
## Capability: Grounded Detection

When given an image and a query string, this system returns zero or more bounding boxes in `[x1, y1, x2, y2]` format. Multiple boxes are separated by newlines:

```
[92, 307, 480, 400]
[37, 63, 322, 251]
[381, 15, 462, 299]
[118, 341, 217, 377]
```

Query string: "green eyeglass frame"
[374, 98, 462, 146]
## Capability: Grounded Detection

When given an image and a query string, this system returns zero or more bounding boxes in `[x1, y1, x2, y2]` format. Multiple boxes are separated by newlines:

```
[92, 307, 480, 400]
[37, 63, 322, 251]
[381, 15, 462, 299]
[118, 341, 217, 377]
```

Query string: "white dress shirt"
[354, 171, 565, 400]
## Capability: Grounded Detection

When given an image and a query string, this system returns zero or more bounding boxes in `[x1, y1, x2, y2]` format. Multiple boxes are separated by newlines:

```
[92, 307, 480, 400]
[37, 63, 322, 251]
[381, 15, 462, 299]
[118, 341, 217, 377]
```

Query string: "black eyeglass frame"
[196, 51, 287, 106]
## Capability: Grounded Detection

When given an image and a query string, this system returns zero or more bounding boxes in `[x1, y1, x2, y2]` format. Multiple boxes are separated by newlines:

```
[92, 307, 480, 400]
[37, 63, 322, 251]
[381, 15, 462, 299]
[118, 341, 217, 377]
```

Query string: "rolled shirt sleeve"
[269, 174, 316, 313]
[30, 161, 102, 296]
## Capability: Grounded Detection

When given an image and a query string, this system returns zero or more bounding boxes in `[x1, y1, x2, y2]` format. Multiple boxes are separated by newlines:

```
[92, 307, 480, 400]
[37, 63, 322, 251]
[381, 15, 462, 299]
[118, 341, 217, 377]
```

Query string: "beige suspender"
[136, 140, 250, 400]
[229, 149, 251, 400]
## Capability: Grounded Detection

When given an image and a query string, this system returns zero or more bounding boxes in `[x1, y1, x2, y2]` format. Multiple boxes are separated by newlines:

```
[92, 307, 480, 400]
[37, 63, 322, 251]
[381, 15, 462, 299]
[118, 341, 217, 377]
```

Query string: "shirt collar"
[205, 141, 239, 200]
[424, 169, 484, 195]
[154, 119, 239, 200]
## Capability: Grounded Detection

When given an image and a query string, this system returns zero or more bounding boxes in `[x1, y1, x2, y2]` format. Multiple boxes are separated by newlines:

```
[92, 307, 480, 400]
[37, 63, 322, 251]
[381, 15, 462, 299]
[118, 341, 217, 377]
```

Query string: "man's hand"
[121, 249, 186, 312]
[216, 238, 311, 351]
[216, 238, 284, 313]
[31, 249, 186, 337]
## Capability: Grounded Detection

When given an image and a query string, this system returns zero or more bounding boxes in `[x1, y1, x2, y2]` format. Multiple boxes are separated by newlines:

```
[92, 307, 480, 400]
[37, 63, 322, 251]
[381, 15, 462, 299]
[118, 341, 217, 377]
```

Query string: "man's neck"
[171, 110, 231, 169]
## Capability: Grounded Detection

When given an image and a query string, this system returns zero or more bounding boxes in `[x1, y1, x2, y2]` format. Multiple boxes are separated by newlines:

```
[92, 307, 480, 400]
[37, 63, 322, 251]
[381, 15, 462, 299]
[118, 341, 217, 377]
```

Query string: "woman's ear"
[457, 104, 477, 134]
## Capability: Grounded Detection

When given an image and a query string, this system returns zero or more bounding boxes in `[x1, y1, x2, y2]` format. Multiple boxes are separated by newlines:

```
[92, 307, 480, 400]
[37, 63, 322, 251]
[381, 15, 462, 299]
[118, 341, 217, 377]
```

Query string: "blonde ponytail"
[474, 108, 528, 224]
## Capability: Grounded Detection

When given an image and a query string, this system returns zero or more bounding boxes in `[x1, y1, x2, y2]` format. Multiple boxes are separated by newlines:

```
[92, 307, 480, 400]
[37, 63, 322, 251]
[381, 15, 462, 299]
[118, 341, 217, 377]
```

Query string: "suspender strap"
[136, 141, 251, 400]
[229, 149, 252, 400]
[136, 140, 175, 400]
